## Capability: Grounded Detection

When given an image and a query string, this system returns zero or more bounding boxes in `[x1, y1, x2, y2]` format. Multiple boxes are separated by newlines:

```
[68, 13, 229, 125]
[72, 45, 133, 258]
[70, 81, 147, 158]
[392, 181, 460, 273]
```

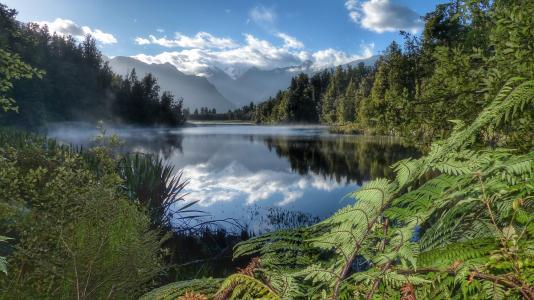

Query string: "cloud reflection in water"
[181, 161, 345, 207]
[47, 123, 419, 229]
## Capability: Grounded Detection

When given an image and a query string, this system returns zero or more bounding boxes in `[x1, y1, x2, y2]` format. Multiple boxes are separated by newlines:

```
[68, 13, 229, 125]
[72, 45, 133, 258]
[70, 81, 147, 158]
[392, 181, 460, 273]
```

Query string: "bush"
[0, 130, 162, 298]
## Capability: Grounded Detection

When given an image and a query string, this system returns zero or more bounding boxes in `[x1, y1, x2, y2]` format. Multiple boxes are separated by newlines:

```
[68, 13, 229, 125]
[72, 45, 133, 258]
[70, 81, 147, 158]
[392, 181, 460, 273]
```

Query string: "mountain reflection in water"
[47, 124, 419, 232]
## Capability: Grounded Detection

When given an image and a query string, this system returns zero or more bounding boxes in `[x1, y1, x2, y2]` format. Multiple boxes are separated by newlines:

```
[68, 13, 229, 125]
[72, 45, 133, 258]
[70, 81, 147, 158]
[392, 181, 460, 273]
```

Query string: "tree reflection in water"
[263, 135, 420, 185]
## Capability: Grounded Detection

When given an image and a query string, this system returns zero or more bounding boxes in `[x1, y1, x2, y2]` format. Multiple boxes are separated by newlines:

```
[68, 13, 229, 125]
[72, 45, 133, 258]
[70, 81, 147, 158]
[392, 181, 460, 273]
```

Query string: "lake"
[47, 123, 419, 233]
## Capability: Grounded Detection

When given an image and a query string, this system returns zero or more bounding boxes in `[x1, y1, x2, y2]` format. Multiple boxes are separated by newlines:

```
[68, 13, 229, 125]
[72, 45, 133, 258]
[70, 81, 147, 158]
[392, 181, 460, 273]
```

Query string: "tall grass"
[118, 153, 206, 230]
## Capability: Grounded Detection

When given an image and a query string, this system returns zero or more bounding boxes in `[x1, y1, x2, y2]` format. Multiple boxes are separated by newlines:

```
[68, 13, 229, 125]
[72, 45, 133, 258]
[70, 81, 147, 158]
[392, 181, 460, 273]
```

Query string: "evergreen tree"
[337, 79, 356, 123]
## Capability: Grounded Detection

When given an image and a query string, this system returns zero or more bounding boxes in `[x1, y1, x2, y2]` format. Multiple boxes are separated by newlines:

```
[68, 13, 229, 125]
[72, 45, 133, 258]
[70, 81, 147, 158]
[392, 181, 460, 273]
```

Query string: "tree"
[0, 3, 186, 128]
[0, 49, 43, 112]
[112, 69, 186, 126]
[337, 79, 356, 123]
[321, 66, 346, 124]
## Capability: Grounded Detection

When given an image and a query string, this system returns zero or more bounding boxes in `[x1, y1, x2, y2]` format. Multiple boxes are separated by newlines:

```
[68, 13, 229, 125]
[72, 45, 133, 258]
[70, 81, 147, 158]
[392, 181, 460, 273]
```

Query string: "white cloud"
[134, 32, 237, 49]
[277, 33, 304, 49]
[132, 32, 373, 78]
[345, 0, 359, 10]
[133, 33, 311, 77]
[156, 28, 165, 33]
[249, 5, 276, 26]
[35, 18, 117, 44]
[345, 0, 422, 33]
[134, 37, 150, 45]
[349, 11, 361, 23]
[311, 42, 374, 70]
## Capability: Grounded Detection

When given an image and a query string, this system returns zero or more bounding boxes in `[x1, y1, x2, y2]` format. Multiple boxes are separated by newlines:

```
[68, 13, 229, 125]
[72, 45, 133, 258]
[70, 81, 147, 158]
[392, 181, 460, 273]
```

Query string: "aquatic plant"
[119, 153, 203, 230]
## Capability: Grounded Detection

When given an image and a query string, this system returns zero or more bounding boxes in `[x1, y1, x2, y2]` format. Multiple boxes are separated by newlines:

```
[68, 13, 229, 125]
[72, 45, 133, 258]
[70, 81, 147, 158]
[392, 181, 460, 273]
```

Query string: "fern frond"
[214, 273, 280, 300]
[140, 278, 223, 300]
[268, 272, 303, 299]
[418, 239, 498, 269]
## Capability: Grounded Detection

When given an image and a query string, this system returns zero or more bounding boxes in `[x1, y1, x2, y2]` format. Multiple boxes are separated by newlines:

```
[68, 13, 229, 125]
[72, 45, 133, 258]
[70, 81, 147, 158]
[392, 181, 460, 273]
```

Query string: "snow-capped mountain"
[107, 55, 380, 110]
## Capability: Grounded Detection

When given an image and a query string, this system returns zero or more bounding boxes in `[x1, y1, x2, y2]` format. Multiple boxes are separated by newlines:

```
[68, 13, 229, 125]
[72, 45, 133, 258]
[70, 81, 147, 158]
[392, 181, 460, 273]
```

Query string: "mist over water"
[47, 122, 419, 232]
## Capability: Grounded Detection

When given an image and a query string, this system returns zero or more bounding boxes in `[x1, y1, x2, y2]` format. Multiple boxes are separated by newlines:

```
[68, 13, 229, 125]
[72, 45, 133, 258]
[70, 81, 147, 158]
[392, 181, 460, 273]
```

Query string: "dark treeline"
[253, 0, 533, 145]
[113, 70, 186, 126]
[186, 102, 256, 121]
[0, 4, 186, 128]
[264, 135, 419, 185]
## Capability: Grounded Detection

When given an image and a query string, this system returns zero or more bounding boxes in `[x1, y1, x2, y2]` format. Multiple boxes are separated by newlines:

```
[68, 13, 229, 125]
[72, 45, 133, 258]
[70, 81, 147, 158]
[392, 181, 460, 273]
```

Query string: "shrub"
[0, 130, 162, 298]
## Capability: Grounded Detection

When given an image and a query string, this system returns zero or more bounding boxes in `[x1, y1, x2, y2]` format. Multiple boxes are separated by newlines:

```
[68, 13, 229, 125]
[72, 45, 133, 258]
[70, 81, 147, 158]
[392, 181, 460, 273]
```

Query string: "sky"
[4, 0, 446, 77]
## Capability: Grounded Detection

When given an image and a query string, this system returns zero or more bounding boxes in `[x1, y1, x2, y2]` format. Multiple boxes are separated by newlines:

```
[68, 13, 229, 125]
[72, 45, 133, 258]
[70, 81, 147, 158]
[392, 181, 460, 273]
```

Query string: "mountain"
[205, 66, 296, 107]
[344, 55, 380, 68]
[106, 56, 236, 112]
[202, 67, 248, 106]
[205, 55, 380, 107]
[107, 55, 380, 111]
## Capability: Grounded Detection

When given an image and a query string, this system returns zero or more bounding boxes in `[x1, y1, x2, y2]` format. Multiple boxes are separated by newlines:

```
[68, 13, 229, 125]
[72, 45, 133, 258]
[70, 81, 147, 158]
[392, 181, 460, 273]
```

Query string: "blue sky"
[4, 0, 446, 77]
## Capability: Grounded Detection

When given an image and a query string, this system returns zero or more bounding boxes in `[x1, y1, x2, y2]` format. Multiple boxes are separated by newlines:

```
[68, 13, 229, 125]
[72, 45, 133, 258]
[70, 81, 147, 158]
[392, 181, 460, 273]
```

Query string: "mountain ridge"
[204, 55, 380, 107]
[107, 55, 380, 110]
[106, 56, 236, 112]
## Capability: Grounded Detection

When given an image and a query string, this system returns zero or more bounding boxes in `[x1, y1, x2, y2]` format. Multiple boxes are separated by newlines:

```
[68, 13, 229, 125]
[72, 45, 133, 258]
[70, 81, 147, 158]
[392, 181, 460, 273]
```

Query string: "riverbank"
[328, 123, 365, 135]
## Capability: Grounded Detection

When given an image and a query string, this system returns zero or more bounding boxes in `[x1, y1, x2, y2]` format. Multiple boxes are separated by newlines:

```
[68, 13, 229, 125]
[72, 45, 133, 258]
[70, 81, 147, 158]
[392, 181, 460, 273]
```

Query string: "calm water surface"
[48, 124, 418, 232]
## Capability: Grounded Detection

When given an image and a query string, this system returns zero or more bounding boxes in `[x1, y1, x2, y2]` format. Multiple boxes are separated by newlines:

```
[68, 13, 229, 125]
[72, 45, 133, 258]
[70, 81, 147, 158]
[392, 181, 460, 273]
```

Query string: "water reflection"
[47, 124, 418, 232]
[264, 135, 419, 185]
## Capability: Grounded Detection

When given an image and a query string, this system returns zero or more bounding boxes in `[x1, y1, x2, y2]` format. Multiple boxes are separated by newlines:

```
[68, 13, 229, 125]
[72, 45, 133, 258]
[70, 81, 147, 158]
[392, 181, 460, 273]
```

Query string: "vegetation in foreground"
[136, 2, 534, 297]
[0, 128, 255, 298]
[0, 0, 533, 299]
[0, 131, 163, 298]
[147, 78, 533, 299]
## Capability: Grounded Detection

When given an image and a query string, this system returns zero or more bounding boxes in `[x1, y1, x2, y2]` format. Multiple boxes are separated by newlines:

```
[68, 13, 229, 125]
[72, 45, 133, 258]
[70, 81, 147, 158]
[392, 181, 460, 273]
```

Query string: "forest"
[0, 4, 186, 128]
[185, 103, 256, 122]
[252, 1, 533, 147]
[0, 0, 533, 299]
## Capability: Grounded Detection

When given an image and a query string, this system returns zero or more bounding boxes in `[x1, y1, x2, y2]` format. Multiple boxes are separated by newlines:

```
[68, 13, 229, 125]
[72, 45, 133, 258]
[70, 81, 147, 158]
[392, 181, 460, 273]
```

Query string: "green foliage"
[141, 278, 223, 300]
[252, 1, 534, 149]
[187, 103, 256, 121]
[0, 236, 10, 275]
[253, 72, 321, 124]
[119, 153, 195, 230]
[160, 77, 533, 299]
[0, 129, 162, 298]
[216, 273, 280, 300]
[0, 49, 43, 112]
[113, 70, 187, 126]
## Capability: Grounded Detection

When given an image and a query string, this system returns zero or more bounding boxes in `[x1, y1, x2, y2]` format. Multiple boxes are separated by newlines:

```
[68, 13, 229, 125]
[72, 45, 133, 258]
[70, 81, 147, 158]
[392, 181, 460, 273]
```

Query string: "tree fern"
[154, 78, 533, 299]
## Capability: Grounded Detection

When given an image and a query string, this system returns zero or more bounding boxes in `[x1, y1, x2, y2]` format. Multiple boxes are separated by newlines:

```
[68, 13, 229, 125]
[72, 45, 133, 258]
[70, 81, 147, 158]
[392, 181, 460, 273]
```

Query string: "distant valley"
[106, 55, 379, 111]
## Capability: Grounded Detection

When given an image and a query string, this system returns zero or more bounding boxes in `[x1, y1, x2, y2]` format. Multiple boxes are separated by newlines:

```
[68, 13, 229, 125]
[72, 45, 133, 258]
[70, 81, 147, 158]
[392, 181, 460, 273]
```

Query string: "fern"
[214, 273, 279, 300]
[140, 278, 223, 300]
[150, 78, 534, 299]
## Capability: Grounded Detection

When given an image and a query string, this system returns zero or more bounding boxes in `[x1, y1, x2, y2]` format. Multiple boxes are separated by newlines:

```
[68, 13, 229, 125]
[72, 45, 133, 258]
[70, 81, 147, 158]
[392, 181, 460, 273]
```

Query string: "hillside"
[107, 56, 236, 112]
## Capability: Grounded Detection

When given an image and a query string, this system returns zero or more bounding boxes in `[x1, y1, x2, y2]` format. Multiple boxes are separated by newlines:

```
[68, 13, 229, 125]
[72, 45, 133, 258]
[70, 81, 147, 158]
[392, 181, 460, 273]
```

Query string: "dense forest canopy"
[252, 0, 533, 146]
[0, 4, 186, 128]
[186, 103, 256, 121]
